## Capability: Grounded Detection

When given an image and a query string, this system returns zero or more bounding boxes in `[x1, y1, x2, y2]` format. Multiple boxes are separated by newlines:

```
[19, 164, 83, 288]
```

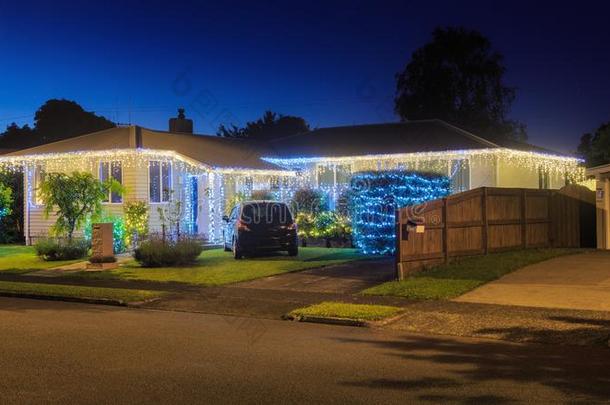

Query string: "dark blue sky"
[1, 0, 609, 153]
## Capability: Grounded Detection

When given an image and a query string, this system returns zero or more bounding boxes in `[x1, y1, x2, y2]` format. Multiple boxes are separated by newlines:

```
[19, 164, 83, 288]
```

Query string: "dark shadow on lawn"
[332, 334, 610, 402]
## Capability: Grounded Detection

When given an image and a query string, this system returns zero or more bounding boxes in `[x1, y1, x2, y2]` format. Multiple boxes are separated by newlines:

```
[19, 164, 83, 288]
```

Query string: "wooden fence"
[395, 185, 596, 279]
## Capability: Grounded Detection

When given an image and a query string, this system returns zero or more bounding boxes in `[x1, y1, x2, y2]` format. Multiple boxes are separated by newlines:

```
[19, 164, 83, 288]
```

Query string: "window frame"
[148, 160, 172, 204]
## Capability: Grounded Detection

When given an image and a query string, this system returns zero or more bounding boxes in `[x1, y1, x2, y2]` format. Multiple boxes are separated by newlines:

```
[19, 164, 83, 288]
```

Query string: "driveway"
[234, 258, 395, 294]
[140, 258, 402, 318]
[455, 251, 610, 311]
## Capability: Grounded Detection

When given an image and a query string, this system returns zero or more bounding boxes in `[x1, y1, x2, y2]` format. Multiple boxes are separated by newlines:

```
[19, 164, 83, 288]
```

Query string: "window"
[34, 164, 45, 205]
[269, 176, 280, 190]
[149, 161, 172, 203]
[335, 164, 352, 185]
[317, 165, 334, 187]
[99, 161, 122, 203]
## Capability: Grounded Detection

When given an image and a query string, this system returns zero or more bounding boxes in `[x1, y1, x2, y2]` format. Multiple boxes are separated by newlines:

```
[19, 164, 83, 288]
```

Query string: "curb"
[283, 313, 367, 327]
[0, 291, 126, 307]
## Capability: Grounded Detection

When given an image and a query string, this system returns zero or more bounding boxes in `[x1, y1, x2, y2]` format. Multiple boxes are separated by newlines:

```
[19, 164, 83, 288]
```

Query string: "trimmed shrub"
[133, 236, 203, 267]
[34, 238, 90, 261]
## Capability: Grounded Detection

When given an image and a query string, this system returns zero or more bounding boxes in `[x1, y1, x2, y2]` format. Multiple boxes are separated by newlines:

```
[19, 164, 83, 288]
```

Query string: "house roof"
[4, 120, 572, 170]
[266, 120, 565, 158]
[6, 126, 281, 171]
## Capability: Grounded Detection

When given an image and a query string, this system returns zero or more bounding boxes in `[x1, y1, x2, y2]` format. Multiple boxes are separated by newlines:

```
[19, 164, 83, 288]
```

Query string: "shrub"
[124, 201, 149, 248]
[350, 170, 450, 255]
[34, 238, 90, 261]
[290, 188, 328, 214]
[84, 213, 126, 253]
[133, 236, 203, 267]
[314, 212, 351, 240]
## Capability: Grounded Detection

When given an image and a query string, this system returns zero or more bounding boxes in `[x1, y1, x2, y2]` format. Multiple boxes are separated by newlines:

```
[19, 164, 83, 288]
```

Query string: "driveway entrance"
[235, 258, 395, 294]
[455, 251, 610, 311]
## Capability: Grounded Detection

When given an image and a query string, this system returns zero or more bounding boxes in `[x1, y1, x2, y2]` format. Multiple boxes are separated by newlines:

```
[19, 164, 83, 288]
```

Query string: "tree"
[0, 123, 37, 149]
[34, 99, 115, 144]
[0, 171, 23, 243]
[577, 122, 610, 167]
[0, 181, 13, 220]
[395, 26, 526, 141]
[217, 110, 310, 140]
[0, 99, 115, 149]
[39, 172, 122, 240]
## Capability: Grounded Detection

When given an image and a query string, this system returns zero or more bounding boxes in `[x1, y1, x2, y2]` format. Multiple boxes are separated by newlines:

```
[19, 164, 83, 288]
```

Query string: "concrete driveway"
[234, 258, 395, 294]
[455, 251, 610, 311]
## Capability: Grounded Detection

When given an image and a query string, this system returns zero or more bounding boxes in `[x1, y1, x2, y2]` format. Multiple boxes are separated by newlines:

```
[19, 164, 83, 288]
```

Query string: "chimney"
[169, 108, 193, 133]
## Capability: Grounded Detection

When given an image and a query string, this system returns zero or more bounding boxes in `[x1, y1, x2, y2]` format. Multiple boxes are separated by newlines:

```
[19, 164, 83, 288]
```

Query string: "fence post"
[482, 188, 488, 255]
[442, 197, 449, 264]
[521, 189, 527, 248]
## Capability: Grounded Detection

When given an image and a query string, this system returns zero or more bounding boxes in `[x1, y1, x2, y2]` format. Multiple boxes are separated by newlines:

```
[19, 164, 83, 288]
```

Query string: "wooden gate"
[396, 185, 596, 279]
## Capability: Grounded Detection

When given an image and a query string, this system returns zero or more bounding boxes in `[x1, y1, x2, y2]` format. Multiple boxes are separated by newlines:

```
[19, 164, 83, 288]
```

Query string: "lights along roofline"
[0, 148, 297, 177]
[261, 148, 583, 166]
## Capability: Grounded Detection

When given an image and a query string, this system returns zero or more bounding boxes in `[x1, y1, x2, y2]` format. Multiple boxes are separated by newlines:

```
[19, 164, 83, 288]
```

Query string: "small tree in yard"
[40, 172, 122, 241]
[0, 181, 13, 220]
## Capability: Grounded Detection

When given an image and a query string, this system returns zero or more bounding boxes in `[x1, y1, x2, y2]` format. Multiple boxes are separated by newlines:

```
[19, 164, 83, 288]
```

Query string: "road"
[1, 297, 609, 404]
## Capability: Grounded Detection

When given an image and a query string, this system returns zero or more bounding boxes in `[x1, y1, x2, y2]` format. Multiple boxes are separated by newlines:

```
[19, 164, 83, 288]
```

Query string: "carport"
[586, 164, 610, 250]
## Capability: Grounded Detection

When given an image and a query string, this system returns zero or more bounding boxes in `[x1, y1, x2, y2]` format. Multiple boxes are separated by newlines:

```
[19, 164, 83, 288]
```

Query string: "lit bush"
[84, 213, 126, 253]
[34, 238, 90, 261]
[124, 201, 149, 248]
[295, 211, 351, 247]
[350, 171, 450, 255]
[133, 235, 203, 267]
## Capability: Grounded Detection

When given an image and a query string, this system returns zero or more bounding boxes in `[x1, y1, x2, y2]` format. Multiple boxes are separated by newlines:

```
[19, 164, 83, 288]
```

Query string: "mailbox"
[401, 220, 425, 240]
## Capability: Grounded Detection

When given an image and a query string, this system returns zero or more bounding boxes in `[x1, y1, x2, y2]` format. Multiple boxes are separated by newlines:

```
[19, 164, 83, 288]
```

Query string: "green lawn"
[0, 245, 82, 273]
[290, 301, 403, 321]
[70, 247, 367, 286]
[0, 280, 164, 303]
[363, 248, 583, 300]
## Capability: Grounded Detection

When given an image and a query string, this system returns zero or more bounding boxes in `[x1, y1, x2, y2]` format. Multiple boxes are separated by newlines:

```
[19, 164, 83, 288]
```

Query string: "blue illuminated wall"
[350, 171, 450, 255]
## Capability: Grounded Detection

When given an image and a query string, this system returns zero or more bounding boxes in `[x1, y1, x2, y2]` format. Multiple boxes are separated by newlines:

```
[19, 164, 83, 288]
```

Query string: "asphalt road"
[1, 297, 609, 404]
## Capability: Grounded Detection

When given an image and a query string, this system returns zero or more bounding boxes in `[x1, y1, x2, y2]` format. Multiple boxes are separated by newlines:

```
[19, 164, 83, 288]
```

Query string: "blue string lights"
[350, 171, 450, 255]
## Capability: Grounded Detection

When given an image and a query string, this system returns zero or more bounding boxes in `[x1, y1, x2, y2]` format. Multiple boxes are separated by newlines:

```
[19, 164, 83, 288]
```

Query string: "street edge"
[0, 291, 127, 306]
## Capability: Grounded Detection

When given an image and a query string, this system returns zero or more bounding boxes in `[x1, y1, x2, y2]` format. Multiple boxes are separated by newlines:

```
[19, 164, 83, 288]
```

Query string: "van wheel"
[232, 238, 243, 259]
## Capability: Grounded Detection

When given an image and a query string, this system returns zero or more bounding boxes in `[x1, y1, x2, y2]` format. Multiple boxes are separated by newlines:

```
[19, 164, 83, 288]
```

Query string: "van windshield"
[241, 202, 293, 225]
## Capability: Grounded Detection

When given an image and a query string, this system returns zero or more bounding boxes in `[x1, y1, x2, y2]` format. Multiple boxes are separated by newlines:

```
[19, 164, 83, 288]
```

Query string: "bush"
[290, 188, 327, 214]
[133, 236, 203, 267]
[34, 238, 90, 261]
[84, 213, 127, 253]
[350, 170, 450, 255]
[124, 201, 149, 248]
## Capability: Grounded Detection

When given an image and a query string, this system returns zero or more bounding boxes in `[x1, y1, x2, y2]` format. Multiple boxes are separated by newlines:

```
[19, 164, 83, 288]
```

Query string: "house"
[0, 111, 583, 245]
[586, 163, 610, 249]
